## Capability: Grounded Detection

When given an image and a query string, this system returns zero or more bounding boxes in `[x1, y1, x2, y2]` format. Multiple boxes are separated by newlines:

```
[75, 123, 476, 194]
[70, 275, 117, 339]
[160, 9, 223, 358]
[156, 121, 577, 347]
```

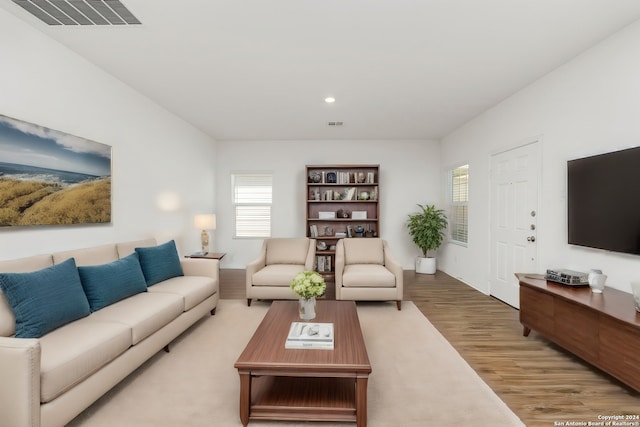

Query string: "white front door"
[489, 142, 539, 308]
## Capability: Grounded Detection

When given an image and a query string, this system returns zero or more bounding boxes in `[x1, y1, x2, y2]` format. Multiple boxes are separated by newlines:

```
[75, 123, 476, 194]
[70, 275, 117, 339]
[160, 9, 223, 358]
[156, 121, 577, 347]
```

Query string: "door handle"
[527, 236, 536, 242]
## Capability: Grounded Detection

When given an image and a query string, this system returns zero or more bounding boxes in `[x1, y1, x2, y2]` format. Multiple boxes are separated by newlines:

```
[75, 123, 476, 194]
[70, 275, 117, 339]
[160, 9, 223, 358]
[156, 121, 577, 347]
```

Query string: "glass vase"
[298, 297, 316, 321]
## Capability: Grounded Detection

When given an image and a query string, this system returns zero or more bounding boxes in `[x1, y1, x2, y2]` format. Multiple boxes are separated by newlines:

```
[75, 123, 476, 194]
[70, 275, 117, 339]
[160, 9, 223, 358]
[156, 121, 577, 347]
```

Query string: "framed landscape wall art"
[0, 114, 112, 227]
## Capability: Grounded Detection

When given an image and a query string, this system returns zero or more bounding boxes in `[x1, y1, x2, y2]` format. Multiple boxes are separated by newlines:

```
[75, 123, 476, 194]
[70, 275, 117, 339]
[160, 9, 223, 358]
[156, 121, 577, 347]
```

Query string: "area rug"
[67, 300, 524, 427]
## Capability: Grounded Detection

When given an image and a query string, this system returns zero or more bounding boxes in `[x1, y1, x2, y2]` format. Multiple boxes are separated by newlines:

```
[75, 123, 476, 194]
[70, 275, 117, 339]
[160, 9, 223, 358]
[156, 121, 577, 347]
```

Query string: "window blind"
[232, 174, 272, 238]
[450, 165, 469, 244]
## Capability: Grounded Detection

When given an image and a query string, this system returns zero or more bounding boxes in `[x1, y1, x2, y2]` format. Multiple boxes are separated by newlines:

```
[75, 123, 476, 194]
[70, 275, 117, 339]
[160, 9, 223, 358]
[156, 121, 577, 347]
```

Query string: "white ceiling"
[4, 0, 640, 141]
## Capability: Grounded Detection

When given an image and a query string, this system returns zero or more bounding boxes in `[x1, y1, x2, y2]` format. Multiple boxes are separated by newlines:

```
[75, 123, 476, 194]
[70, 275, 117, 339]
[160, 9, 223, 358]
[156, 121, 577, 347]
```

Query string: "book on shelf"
[344, 187, 356, 200]
[337, 171, 351, 184]
[316, 255, 332, 272]
[285, 322, 334, 349]
[366, 172, 375, 183]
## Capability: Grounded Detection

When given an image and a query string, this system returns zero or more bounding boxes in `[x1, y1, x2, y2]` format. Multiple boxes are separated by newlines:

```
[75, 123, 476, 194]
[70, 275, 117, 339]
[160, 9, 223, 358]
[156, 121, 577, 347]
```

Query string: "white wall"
[0, 9, 216, 260]
[439, 19, 640, 294]
[215, 140, 441, 269]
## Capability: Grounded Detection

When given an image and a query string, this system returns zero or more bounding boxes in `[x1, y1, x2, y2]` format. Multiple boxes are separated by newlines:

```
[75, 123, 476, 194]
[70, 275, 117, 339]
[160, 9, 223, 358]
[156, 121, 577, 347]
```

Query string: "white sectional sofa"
[0, 238, 219, 427]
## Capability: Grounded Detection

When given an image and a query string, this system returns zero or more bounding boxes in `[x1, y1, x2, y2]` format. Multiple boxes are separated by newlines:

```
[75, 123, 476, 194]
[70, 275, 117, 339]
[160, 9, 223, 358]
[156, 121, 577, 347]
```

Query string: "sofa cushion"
[148, 276, 217, 311]
[252, 264, 306, 287]
[265, 238, 309, 265]
[343, 238, 385, 265]
[53, 243, 119, 267]
[39, 317, 132, 403]
[135, 240, 184, 286]
[342, 264, 396, 288]
[0, 254, 54, 337]
[0, 258, 90, 338]
[78, 253, 148, 312]
[89, 292, 183, 344]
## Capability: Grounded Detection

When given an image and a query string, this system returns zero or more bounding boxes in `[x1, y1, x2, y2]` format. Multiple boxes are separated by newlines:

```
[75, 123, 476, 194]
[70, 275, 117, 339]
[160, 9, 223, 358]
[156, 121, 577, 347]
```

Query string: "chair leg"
[247, 298, 252, 307]
[396, 300, 402, 311]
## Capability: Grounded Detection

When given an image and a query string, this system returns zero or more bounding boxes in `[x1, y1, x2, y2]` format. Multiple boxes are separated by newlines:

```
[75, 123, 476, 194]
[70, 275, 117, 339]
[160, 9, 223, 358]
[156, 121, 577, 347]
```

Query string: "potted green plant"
[406, 204, 448, 274]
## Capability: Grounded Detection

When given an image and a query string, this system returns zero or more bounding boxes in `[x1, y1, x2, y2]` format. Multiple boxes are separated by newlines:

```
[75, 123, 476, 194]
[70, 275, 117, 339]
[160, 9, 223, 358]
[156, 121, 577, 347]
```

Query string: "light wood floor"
[220, 269, 639, 427]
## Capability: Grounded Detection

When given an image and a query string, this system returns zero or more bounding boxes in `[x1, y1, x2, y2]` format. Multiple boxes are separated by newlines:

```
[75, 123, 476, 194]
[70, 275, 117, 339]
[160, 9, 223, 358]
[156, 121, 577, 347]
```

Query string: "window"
[232, 173, 272, 238]
[449, 164, 469, 244]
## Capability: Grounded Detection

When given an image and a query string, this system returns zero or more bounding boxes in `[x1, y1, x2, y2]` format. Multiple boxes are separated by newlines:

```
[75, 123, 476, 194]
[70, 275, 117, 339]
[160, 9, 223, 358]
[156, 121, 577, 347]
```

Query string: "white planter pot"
[415, 257, 436, 274]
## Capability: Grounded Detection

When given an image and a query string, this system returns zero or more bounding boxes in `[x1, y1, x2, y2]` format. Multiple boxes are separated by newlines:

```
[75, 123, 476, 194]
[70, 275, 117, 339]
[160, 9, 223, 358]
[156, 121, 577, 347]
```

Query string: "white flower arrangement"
[290, 271, 326, 300]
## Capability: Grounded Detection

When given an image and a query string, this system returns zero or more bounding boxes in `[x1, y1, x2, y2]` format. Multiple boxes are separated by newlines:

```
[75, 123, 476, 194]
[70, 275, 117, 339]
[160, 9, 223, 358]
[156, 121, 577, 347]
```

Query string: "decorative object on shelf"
[354, 225, 365, 237]
[316, 241, 327, 250]
[407, 204, 447, 274]
[631, 281, 640, 312]
[324, 226, 334, 236]
[357, 172, 365, 183]
[309, 170, 321, 183]
[326, 172, 337, 183]
[588, 269, 606, 293]
[290, 271, 326, 320]
[194, 213, 216, 253]
[358, 191, 370, 200]
[336, 209, 350, 218]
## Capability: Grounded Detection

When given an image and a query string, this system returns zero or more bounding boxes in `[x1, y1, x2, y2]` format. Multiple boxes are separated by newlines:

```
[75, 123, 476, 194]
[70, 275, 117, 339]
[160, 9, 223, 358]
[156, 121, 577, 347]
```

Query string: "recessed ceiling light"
[325, 97, 336, 104]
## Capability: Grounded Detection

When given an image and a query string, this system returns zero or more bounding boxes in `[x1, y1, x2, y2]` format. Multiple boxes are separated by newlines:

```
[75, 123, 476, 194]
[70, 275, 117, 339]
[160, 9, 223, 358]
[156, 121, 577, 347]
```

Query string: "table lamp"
[194, 214, 216, 253]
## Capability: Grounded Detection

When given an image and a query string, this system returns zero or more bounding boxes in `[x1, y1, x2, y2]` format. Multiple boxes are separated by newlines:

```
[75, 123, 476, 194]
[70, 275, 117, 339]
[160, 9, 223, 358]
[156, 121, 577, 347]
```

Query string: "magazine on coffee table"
[285, 322, 334, 350]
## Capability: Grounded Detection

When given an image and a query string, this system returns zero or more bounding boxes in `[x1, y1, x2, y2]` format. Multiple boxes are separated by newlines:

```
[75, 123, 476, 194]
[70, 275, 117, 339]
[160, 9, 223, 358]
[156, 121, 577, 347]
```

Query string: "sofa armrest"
[334, 240, 346, 298]
[246, 242, 267, 291]
[383, 247, 404, 296]
[304, 239, 316, 271]
[180, 258, 219, 281]
[0, 337, 41, 427]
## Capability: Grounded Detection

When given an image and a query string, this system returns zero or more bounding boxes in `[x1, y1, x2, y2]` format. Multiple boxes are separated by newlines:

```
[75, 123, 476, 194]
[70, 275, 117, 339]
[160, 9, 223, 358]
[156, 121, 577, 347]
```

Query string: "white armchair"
[335, 238, 403, 310]
[246, 238, 315, 306]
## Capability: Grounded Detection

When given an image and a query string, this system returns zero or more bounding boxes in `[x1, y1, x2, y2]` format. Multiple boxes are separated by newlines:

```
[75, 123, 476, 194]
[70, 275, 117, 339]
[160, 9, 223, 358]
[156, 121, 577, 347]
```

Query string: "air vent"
[327, 121, 344, 127]
[12, 0, 141, 25]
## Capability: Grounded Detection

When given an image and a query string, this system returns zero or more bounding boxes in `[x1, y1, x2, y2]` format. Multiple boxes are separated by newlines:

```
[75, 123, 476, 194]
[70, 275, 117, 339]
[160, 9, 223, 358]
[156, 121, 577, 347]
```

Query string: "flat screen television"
[568, 146, 640, 255]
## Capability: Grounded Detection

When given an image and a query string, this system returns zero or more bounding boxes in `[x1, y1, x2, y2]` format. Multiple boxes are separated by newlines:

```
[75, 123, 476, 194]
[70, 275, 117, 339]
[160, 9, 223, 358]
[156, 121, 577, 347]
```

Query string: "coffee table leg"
[356, 375, 368, 427]
[238, 371, 251, 426]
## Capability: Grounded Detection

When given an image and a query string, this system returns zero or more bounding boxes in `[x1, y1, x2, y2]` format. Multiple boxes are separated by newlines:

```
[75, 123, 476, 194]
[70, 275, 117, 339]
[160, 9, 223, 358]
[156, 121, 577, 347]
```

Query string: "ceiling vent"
[12, 0, 141, 25]
[327, 121, 344, 127]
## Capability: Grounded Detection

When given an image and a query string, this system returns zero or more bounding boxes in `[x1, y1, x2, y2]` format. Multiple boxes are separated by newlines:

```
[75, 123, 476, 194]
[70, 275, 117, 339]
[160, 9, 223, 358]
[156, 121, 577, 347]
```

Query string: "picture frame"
[318, 211, 336, 219]
[352, 211, 367, 220]
[0, 114, 112, 227]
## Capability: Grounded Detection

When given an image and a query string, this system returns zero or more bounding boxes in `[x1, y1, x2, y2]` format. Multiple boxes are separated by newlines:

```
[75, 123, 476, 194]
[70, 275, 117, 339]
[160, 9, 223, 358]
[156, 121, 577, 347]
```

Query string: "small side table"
[185, 252, 226, 260]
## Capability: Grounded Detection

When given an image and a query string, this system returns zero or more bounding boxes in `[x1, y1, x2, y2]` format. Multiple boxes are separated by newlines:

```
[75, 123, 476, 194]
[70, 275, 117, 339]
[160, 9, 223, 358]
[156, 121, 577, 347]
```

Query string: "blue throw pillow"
[78, 253, 148, 312]
[135, 240, 184, 286]
[0, 258, 90, 338]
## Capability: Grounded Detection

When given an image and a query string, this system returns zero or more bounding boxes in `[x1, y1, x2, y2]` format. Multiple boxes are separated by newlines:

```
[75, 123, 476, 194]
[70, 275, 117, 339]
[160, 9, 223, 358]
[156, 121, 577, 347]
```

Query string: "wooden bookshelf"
[305, 164, 380, 275]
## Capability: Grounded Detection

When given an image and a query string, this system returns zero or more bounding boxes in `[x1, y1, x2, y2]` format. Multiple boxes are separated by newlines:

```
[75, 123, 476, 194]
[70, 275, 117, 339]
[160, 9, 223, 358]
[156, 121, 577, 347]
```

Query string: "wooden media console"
[517, 273, 640, 392]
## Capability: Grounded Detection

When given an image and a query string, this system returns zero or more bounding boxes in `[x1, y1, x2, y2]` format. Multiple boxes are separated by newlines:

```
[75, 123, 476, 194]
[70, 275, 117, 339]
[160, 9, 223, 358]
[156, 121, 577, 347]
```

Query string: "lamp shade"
[194, 214, 216, 230]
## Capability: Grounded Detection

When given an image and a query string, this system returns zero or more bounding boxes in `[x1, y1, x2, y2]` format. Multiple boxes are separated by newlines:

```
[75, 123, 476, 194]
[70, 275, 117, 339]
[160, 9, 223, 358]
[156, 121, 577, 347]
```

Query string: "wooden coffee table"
[234, 300, 371, 426]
